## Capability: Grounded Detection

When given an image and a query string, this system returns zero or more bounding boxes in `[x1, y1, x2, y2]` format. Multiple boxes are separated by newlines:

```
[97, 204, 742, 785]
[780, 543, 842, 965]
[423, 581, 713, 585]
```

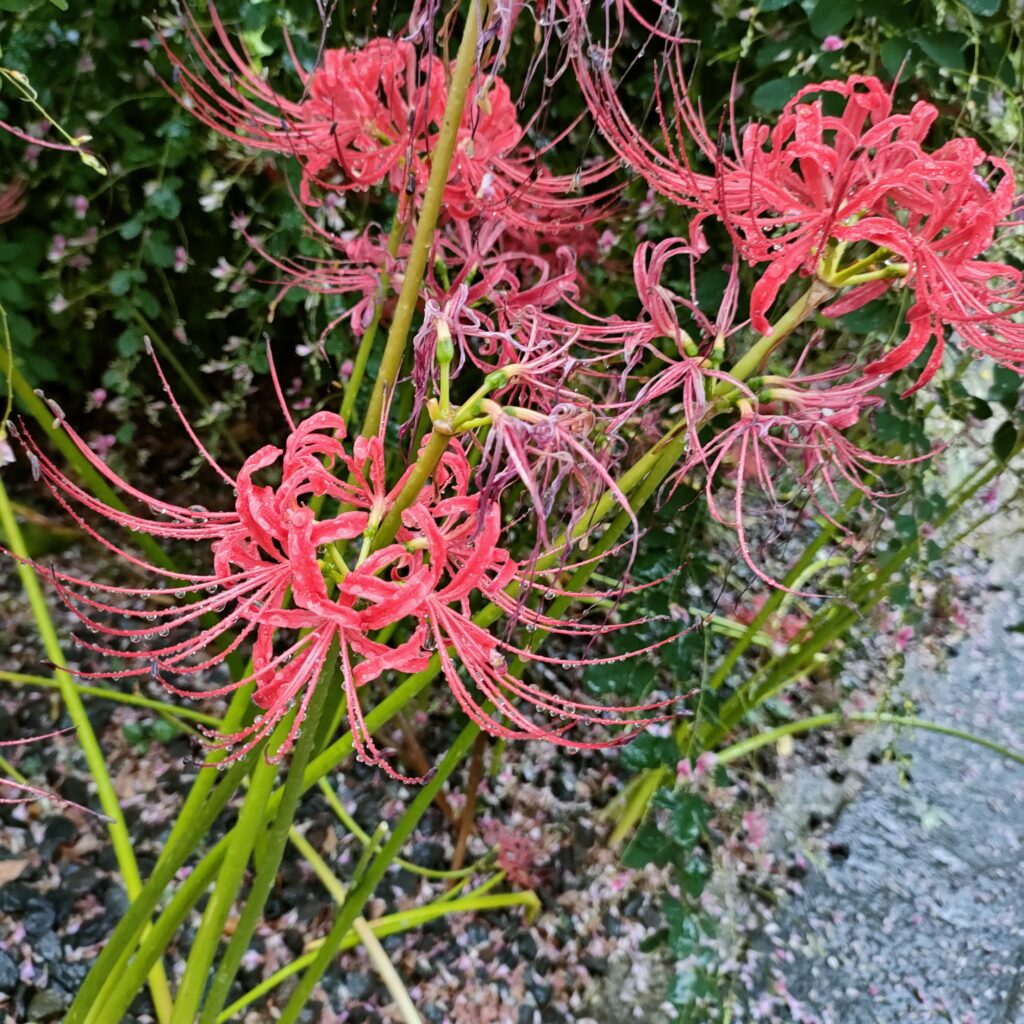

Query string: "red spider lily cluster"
[8, 2, 1024, 780]
[573, 38, 1024, 392]
[10, 349, 678, 777]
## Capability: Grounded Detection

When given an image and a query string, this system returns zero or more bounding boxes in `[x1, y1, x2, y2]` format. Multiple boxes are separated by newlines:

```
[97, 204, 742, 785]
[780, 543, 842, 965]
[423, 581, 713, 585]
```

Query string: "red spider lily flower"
[13, 351, 683, 781]
[676, 397, 928, 589]
[573, 41, 1024, 389]
[162, 5, 616, 228]
[0, 179, 26, 224]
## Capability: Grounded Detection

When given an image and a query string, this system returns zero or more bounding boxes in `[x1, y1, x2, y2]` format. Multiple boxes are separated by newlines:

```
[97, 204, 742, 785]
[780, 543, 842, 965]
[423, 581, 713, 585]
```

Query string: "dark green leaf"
[808, 0, 857, 37]
[917, 30, 967, 71]
[880, 38, 915, 78]
[752, 76, 809, 113]
[993, 421, 1017, 462]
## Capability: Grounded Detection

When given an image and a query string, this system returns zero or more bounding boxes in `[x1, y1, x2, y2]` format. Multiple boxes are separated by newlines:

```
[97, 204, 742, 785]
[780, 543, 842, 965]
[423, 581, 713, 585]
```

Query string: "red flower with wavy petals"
[14, 352, 682, 780]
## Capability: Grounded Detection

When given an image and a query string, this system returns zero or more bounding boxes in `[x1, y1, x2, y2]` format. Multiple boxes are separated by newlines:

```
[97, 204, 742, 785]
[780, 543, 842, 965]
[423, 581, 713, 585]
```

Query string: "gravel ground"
[744, 521, 1024, 1024]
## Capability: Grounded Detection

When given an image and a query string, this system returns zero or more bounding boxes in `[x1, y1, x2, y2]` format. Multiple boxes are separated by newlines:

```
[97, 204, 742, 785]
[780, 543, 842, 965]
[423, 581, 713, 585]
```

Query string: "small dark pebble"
[23, 898, 57, 938]
[0, 949, 18, 992]
[41, 816, 76, 857]
[104, 882, 129, 918]
[391, 868, 419, 896]
[465, 921, 490, 946]
[514, 930, 538, 960]
[582, 955, 609, 975]
[51, 959, 88, 995]
[807, 811, 824, 830]
[828, 840, 851, 861]
[345, 970, 374, 1001]
[623, 895, 643, 917]
[413, 956, 436, 981]
[26, 988, 68, 1020]
[518, 1006, 537, 1024]
[409, 841, 445, 870]
[62, 866, 101, 898]
[529, 976, 553, 1007]
[787, 860, 809, 880]
[828, 768, 847, 783]
[424, 1004, 445, 1024]
[0, 881, 34, 913]
[34, 931, 62, 965]
[283, 928, 305, 957]
[602, 911, 624, 938]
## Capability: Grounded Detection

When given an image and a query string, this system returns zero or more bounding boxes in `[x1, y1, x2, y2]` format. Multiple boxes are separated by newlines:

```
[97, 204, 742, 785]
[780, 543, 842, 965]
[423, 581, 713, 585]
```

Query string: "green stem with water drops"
[372, 424, 453, 550]
[197, 645, 339, 1024]
[169, 721, 291, 1024]
[360, 0, 481, 439]
[0, 479, 174, 1024]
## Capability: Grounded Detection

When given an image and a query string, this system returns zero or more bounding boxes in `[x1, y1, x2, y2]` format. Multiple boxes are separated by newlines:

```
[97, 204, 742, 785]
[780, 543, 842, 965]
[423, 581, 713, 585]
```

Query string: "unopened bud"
[436, 322, 454, 365]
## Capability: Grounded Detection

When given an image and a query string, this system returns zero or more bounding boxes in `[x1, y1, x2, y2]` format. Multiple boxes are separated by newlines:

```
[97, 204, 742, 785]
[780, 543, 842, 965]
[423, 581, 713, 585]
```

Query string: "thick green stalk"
[373, 426, 452, 550]
[169, 728, 287, 1024]
[716, 279, 833, 391]
[360, 0, 480, 438]
[198, 647, 339, 1024]
[0, 480, 174, 1024]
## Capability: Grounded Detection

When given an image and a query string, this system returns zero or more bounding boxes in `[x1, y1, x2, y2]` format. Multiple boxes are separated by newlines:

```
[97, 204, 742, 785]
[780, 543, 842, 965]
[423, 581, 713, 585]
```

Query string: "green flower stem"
[0, 479, 174, 1024]
[198, 645, 340, 1024]
[360, 0, 480, 439]
[73, 758, 250, 1024]
[715, 711, 1024, 768]
[170, 724, 291, 1024]
[714, 279, 834, 397]
[341, 213, 407, 423]
[287, 828, 424, 1024]
[0, 669, 222, 726]
[217, 889, 536, 1023]
[373, 425, 453, 550]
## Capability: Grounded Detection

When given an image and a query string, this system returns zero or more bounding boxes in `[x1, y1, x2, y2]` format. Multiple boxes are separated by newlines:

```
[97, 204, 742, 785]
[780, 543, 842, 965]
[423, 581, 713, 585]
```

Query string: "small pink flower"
[72, 194, 89, 218]
[895, 625, 915, 650]
[49, 294, 69, 315]
[87, 388, 107, 409]
[47, 235, 66, 262]
[87, 434, 117, 459]
[822, 35, 845, 52]
[173, 246, 190, 273]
